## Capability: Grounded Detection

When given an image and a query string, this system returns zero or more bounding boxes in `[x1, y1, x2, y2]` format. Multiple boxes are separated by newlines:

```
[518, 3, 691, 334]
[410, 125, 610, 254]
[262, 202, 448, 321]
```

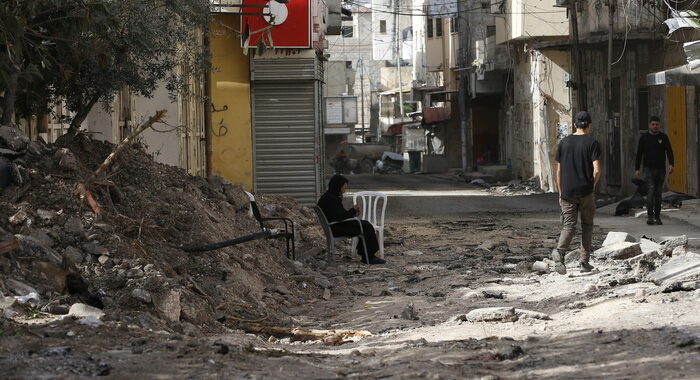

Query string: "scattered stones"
[660, 235, 688, 255]
[131, 288, 152, 303]
[461, 307, 549, 322]
[15, 234, 63, 265]
[593, 242, 642, 260]
[63, 217, 85, 235]
[4, 278, 38, 296]
[625, 250, 661, 265]
[400, 303, 419, 320]
[602, 232, 636, 246]
[404, 250, 424, 256]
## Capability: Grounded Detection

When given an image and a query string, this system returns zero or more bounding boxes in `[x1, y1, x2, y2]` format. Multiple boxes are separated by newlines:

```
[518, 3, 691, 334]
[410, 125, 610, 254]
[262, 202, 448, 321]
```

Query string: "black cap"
[575, 111, 591, 127]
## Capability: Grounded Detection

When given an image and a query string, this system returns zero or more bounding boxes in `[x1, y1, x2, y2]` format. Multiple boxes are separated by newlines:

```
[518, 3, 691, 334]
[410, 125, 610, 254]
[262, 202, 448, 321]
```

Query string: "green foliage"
[0, 0, 211, 125]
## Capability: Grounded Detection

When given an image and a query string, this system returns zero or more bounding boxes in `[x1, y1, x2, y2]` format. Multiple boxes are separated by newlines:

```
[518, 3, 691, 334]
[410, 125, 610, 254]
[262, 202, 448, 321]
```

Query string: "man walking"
[634, 116, 674, 225]
[552, 111, 602, 274]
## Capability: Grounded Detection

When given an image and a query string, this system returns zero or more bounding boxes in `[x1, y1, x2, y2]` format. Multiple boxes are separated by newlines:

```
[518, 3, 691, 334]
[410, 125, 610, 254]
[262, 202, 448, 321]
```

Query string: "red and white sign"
[241, 0, 311, 48]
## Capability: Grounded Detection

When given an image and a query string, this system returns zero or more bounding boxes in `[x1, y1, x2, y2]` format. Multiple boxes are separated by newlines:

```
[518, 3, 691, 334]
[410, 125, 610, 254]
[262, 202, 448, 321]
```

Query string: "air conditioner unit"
[554, 0, 570, 8]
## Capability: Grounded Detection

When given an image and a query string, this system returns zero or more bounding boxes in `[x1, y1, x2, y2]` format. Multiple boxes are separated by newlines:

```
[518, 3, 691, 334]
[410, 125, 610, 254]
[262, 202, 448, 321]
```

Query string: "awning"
[385, 124, 403, 136]
[647, 60, 700, 86]
[423, 107, 450, 124]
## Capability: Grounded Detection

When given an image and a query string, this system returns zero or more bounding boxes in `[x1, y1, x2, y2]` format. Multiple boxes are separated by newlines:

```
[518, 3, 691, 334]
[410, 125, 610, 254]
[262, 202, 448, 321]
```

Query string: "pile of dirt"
[0, 133, 329, 335]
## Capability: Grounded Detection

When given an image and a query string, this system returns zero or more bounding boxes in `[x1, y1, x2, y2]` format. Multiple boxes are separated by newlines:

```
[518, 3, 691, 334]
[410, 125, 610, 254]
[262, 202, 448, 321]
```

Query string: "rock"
[515, 262, 531, 273]
[9, 210, 28, 225]
[633, 260, 656, 279]
[63, 217, 84, 235]
[98, 255, 110, 265]
[0, 295, 18, 310]
[602, 232, 636, 246]
[131, 288, 152, 303]
[0, 125, 30, 151]
[38, 346, 72, 357]
[404, 250, 424, 256]
[461, 291, 484, 300]
[14, 292, 40, 305]
[477, 241, 498, 251]
[68, 303, 105, 319]
[154, 290, 181, 322]
[661, 235, 688, 255]
[584, 284, 597, 293]
[4, 278, 38, 296]
[313, 276, 332, 289]
[30, 230, 55, 247]
[322, 288, 331, 300]
[672, 246, 687, 256]
[647, 252, 700, 286]
[404, 265, 421, 274]
[465, 307, 517, 322]
[43, 303, 70, 315]
[593, 242, 642, 260]
[400, 303, 419, 320]
[564, 249, 582, 264]
[81, 241, 109, 256]
[63, 246, 84, 268]
[625, 250, 661, 265]
[15, 234, 62, 265]
[639, 238, 662, 254]
[143, 264, 155, 272]
[516, 309, 551, 320]
[531, 261, 549, 274]
[36, 209, 56, 222]
[56, 149, 81, 172]
[680, 281, 699, 291]
[496, 344, 524, 360]
[79, 315, 103, 327]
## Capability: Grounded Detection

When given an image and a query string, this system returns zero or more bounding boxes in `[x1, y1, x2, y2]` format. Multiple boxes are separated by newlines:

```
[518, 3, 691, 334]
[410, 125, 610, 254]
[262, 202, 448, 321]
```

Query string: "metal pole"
[457, 2, 471, 172]
[360, 59, 366, 142]
[570, 0, 584, 112]
[395, 0, 405, 122]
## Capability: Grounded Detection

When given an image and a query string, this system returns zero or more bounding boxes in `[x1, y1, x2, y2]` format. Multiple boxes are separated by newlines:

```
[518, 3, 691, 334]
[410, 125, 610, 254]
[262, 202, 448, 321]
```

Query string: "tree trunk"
[68, 94, 101, 132]
[0, 66, 20, 126]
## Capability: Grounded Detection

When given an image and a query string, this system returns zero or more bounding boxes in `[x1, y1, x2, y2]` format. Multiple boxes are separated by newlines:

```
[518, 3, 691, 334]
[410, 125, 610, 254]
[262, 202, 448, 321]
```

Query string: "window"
[345, 61, 353, 69]
[486, 25, 496, 37]
[380, 20, 386, 33]
[436, 19, 443, 37]
[402, 26, 413, 41]
[427, 18, 433, 38]
[341, 25, 353, 38]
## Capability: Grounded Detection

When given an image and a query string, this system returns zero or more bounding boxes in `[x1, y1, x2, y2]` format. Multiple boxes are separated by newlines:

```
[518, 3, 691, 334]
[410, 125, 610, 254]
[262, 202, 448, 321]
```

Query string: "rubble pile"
[0, 133, 327, 334]
[491, 177, 544, 195]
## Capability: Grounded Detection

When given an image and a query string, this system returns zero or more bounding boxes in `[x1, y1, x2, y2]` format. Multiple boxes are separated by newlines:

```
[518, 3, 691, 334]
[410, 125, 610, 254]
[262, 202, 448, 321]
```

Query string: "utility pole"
[457, 1, 472, 172]
[395, 0, 405, 122]
[569, 0, 585, 112]
[360, 58, 366, 142]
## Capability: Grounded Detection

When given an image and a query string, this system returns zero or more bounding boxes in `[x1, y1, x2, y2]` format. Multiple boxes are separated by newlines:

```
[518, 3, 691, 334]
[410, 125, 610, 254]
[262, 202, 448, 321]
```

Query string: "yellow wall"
[210, 15, 253, 190]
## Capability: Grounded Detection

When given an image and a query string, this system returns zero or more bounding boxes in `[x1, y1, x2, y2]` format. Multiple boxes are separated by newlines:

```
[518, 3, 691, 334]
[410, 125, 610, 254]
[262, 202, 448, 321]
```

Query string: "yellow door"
[666, 87, 687, 193]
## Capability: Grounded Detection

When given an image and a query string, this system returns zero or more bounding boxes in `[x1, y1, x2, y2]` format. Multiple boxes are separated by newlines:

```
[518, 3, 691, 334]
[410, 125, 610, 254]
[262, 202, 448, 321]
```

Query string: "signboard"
[325, 96, 358, 125]
[241, 0, 311, 48]
[428, 0, 457, 18]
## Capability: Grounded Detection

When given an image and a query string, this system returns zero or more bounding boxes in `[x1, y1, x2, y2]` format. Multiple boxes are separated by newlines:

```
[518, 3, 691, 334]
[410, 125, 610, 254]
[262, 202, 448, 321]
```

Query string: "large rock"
[68, 303, 105, 319]
[154, 290, 181, 322]
[639, 238, 662, 254]
[4, 278, 38, 296]
[461, 307, 550, 323]
[661, 235, 688, 255]
[593, 242, 642, 260]
[15, 234, 63, 265]
[602, 232, 636, 247]
[647, 252, 700, 286]
[0, 125, 29, 151]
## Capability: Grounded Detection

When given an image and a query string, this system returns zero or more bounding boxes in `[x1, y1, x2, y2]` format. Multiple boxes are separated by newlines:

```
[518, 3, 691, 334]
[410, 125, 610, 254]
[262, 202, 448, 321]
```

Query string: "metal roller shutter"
[251, 59, 324, 204]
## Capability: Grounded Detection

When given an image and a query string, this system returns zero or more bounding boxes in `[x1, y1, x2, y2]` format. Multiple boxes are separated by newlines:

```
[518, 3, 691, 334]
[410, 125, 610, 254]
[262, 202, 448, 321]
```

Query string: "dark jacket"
[317, 175, 356, 222]
[635, 132, 674, 170]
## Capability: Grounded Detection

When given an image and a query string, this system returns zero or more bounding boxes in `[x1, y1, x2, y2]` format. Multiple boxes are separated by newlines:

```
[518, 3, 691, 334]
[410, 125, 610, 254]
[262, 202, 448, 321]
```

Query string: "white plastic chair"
[352, 191, 387, 258]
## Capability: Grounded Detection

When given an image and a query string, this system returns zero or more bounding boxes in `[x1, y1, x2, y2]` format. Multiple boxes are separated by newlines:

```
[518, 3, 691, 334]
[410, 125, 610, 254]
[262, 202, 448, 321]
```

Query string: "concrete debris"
[404, 250, 424, 256]
[9, 210, 28, 225]
[625, 250, 662, 265]
[15, 234, 63, 265]
[4, 278, 39, 297]
[131, 288, 153, 303]
[603, 232, 636, 246]
[660, 235, 688, 255]
[531, 261, 550, 274]
[154, 290, 181, 322]
[639, 238, 662, 254]
[461, 307, 550, 323]
[647, 252, 700, 286]
[593, 242, 642, 260]
[63, 217, 85, 235]
[0, 125, 30, 152]
[68, 303, 105, 320]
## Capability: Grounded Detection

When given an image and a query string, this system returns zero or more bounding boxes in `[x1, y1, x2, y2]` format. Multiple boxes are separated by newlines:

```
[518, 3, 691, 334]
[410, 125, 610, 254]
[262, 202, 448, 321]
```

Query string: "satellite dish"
[264, 0, 288, 25]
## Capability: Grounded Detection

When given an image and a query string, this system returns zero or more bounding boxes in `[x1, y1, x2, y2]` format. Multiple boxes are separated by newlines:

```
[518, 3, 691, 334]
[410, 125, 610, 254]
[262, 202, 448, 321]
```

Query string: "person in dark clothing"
[634, 115, 674, 225]
[552, 111, 602, 274]
[317, 175, 385, 264]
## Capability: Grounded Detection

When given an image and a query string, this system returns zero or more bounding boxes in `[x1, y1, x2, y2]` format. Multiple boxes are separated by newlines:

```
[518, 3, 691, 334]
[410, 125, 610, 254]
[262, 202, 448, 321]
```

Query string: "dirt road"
[2, 174, 700, 379]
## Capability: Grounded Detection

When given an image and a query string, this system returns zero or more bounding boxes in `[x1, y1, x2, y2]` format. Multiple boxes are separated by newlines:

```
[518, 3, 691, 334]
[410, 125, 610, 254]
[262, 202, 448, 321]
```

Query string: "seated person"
[317, 175, 385, 264]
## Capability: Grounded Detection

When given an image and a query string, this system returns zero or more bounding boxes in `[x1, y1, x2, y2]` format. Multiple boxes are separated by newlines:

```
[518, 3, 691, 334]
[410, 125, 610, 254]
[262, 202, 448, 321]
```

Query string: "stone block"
[593, 242, 642, 260]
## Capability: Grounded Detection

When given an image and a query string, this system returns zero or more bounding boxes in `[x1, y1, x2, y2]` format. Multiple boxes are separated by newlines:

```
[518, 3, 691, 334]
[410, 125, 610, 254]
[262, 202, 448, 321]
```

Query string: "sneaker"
[551, 249, 567, 275]
[646, 217, 654, 225]
[654, 217, 663, 225]
[579, 261, 594, 273]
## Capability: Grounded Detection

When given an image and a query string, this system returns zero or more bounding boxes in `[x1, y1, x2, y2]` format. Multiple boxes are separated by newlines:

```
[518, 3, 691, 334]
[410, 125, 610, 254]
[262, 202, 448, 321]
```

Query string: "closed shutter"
[252, 59, 323, 204]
